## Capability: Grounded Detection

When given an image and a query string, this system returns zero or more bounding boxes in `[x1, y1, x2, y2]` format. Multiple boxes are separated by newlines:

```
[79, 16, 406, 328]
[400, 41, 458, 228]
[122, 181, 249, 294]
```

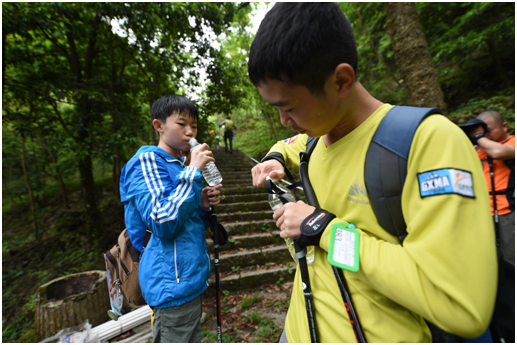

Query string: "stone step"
[217, 210, 274, 223]
[221, 186, 265, 195]
[219, 166, 253, 172]
[207, 231, 283, 252]
[204, 220, 277, 239]
[220, 178, 253, 185]
[219, 220, 277, 236]
[220, 182, 254, 188]
[219, 169, 252, 176]
[214, 156, 252, 163]
[213, 149, 250, 156]
[219, 171, 252, 179]
[203, 265, 296, 297]
[200, 148, 297, 297]
[216, 200, 270, 214]
[222, 193, 268, 203]
[212, 244, 292, 272]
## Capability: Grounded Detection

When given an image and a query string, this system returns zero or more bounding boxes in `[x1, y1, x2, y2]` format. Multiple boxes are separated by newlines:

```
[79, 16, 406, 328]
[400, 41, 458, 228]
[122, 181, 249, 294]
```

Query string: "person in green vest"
[218, 116, 237, 153]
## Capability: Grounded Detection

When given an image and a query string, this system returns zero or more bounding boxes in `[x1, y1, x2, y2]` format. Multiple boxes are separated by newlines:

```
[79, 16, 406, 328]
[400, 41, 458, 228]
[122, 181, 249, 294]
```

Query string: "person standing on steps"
[119, 94, 223, 343]
[219, 116, 237, 153]
[463, 111, 515, 266]
[248, 3, 497, 342]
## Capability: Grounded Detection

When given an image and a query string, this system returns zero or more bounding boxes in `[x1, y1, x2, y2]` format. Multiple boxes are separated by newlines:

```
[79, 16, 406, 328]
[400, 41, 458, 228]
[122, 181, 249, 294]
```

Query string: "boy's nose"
[279, 110, 295, 127]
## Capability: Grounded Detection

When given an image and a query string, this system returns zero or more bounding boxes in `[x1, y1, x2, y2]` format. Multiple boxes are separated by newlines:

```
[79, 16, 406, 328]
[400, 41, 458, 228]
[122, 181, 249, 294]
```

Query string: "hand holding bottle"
[190, 138, 223, 186]
[189, 142, 214, 171]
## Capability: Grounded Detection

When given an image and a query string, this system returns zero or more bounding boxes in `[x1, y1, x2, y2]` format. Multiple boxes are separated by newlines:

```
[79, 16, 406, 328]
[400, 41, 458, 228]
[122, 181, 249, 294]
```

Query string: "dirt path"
[200, 281, 293, 343]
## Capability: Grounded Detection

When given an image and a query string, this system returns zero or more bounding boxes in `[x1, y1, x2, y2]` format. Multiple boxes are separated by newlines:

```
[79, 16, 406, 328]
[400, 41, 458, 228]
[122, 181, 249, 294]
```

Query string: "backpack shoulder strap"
[365, 106, 443, 243]
[305, 137, 320, 160]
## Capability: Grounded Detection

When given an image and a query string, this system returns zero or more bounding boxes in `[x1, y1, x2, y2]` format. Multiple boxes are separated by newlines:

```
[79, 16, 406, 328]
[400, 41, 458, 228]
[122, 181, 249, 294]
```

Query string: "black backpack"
[304, 106, 514, 343]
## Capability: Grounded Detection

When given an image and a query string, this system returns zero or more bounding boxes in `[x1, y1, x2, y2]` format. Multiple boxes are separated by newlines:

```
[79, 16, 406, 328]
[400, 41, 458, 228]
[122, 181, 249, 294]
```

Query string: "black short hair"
[151, 94, 199, 123]
[248, 3, 358, 95]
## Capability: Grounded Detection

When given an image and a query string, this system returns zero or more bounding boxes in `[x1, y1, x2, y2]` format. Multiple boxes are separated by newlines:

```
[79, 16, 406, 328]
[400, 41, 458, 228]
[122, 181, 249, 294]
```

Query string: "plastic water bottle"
[267, 179, 314, 265]
[189, 138, 223, 186]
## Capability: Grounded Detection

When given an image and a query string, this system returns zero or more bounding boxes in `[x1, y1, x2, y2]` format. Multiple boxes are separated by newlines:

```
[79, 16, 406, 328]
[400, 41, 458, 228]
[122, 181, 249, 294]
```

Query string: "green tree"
[3, 2, 251, 238]
[385, 2, 447, 113]
[417, 2, 515, 108]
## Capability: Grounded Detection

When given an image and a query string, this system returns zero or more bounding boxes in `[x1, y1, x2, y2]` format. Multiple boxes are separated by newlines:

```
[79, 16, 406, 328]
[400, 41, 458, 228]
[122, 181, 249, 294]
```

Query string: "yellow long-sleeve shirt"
[266, 104, 497, 342]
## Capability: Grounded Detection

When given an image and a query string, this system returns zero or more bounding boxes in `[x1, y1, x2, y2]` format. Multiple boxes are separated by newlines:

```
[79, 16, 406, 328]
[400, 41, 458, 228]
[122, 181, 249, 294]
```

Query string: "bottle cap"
[189, 138, 200, 152]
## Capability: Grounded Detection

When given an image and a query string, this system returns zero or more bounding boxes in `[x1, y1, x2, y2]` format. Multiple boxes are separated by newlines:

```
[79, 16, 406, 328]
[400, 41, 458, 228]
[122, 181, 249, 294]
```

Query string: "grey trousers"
[152, 295, 202, 343]
[279, 329, 288, 343]
[498, 211, 515, 266]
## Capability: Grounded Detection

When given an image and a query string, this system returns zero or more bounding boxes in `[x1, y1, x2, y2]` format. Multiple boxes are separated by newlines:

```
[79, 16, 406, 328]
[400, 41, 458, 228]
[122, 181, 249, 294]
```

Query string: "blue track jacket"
[120, 146, 211, 308]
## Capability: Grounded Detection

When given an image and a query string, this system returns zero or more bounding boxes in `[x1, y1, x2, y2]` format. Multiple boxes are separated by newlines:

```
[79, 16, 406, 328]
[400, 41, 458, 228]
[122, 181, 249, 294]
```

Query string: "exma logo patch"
[418, 168, 474, 198]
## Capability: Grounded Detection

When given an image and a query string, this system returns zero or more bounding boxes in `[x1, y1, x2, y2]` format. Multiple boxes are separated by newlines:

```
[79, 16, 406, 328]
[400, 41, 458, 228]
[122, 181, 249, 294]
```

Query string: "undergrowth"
[2, 174, 122, 343]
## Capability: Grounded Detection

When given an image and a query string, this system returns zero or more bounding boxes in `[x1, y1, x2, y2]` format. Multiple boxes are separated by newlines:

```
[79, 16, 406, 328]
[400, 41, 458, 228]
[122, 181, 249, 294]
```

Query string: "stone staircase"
[202, 148, 295, 298]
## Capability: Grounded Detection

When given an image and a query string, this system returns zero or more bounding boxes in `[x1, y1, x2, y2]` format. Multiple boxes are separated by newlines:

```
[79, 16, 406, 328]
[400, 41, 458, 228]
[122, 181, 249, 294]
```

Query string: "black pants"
[224, 130, 233, 151]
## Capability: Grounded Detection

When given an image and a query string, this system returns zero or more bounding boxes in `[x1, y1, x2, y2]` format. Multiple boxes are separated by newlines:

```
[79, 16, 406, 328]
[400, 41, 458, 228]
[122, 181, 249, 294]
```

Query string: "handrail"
[91, 305, 151, 342]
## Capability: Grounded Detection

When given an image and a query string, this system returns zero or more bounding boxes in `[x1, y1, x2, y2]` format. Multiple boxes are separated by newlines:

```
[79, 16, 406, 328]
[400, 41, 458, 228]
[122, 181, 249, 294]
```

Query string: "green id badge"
[327, 222, 360, 272]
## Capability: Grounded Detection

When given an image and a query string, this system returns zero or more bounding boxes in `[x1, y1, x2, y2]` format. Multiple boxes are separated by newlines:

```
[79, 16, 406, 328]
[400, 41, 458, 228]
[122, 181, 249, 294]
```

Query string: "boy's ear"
[333, 63, 355, 98]
[152, 119, 163, 134]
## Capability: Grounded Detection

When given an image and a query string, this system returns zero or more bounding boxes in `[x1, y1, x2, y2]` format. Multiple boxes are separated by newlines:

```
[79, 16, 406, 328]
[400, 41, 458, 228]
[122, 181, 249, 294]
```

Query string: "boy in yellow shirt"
[248, 3, 497, 342]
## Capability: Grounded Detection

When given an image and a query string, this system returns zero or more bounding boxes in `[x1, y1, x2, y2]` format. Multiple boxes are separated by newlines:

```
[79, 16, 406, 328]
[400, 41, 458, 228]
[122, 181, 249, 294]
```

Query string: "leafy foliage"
[417, 2, 515, 108]
[1, 3, 515, 343]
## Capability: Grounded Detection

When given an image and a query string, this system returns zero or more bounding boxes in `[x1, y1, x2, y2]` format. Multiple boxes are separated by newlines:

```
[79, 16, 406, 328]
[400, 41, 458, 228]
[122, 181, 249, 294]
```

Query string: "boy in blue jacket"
[120, 94, 223, 343]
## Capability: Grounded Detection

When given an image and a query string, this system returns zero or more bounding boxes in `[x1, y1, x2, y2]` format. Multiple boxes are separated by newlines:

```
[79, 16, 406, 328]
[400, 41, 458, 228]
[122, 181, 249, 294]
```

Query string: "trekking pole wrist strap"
[296, 209, 336, 247]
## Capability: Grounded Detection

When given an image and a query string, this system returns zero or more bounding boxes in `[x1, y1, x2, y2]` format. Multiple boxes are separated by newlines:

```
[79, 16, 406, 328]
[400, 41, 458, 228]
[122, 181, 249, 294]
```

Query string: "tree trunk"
[486, 38, 510, 89]
[260, 100, 279, 141]
[112, 145, 121, 200]
[64, 11, 103, 238]
[21, 136, 39, 240]
[35, 136, 69, 205]
[352, 3, 401, 88]
[385, 2, 447, 114]
[78, 154, 103, 238]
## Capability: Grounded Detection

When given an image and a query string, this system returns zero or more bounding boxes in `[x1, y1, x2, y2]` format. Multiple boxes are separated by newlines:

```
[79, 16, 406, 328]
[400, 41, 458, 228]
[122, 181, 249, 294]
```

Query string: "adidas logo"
[347, 178, 369, 205]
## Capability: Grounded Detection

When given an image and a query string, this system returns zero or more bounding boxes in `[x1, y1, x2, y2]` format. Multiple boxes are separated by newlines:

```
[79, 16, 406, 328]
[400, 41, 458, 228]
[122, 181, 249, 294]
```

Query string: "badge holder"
[327, 222, 360, 272]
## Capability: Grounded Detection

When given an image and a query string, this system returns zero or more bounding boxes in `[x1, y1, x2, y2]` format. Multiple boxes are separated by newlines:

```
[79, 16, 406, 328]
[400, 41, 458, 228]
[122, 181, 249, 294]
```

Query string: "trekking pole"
[295, 241, 319, 342]
[208, 207, 223, 343]
[299, 154, 367, 343]
[294, 158, 319, 343]
[264, 177, 318, 342]
[487, 157, 500, 234]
